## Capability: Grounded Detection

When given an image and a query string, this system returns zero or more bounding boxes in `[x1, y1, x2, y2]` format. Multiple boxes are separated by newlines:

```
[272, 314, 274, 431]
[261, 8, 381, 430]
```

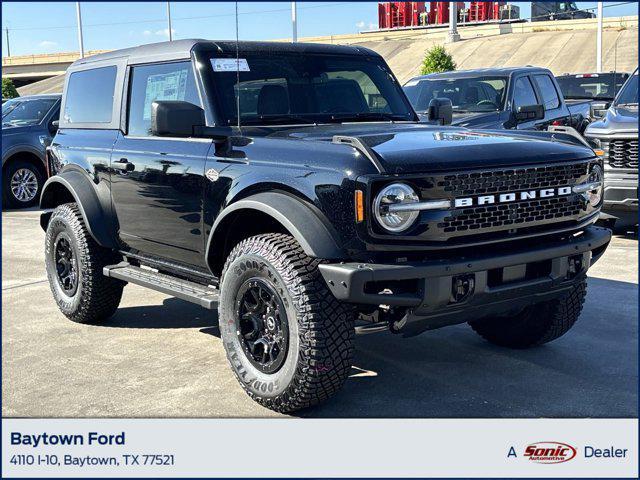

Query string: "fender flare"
[206, 191, 345, 264]
[2, 144, 45, 165]
[39, 171, 118, 249]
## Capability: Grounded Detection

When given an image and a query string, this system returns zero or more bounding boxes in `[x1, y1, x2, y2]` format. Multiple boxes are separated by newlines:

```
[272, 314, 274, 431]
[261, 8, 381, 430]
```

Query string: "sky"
[1, 1, 638, 57]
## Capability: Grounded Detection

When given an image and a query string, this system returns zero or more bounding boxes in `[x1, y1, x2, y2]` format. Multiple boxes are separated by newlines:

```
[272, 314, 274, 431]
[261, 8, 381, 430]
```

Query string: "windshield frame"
[2, 97, 58, 127]
[199, 50, 419, 127]
[403, 75, 509, 113]
[614, 71, 639, 107]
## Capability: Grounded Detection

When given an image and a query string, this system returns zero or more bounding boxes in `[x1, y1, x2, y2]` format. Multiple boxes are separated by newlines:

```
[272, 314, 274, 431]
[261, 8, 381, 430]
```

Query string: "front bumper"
[319, 226, 611, 335]
[603, 169, 638, 213]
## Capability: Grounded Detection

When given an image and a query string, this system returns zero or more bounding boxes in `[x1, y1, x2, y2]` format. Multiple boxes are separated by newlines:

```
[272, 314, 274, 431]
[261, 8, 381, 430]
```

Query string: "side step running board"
[103, 262, 219, 309]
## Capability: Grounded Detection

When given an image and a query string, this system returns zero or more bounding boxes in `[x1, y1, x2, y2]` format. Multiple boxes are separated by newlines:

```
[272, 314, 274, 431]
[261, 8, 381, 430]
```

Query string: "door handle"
[113, 158, 135, 172]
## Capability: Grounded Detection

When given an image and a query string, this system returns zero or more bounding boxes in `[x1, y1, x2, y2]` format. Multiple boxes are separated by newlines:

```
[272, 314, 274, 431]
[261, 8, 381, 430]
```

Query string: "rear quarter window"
[63, 66, 117, 124]
[533, 74, 561, 110]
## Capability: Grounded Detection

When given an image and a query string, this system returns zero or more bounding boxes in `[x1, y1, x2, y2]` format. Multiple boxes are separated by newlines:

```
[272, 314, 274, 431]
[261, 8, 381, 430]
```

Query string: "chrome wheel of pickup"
[10, 168, 39, 203]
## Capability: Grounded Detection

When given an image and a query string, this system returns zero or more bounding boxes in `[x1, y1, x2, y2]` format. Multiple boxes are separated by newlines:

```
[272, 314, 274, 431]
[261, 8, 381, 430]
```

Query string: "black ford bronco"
[41, 40, 611, 412]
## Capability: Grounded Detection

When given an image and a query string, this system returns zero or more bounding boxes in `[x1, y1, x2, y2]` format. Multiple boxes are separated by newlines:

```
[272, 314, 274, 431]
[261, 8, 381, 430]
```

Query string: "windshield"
[615, 73, 638, 106]
[2, 99, 22, 118]
[403, 76, 507, 113]
[556, 73, 628, 100]
[207, 52, 416, 126]
[2, 98, 57, 127]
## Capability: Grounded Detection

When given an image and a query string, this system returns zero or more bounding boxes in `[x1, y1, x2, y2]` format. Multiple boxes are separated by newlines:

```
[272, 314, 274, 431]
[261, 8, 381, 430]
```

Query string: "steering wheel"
[477, 100, 499, 109]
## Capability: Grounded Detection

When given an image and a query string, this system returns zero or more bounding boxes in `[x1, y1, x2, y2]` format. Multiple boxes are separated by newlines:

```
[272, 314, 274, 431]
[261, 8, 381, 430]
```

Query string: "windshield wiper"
[238, 114, 318, 126]
[618, 102, 639, 107]
[328, 112, 412, 122]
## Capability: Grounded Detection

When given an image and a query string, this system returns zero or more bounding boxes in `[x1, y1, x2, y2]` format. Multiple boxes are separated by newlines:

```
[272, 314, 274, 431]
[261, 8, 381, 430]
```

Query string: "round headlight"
[587, 164, 604, 207]
[374, 183, 420, 233]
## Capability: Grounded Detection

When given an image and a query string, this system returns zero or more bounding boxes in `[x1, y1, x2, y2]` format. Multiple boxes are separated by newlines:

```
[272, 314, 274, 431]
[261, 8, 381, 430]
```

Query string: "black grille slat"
[604, 139, 638, 169]
[437, 163, 587, 196]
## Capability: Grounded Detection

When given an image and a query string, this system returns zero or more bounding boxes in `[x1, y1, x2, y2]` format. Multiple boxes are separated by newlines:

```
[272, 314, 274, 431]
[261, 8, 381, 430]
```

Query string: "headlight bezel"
[373, 182, 420, 233]
[587, 163, 604, 207]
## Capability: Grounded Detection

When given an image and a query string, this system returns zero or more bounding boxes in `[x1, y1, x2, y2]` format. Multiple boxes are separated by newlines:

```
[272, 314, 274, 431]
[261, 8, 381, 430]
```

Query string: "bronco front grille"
[438, 196, 586, 233]
[381, 159, 599, 244]
[603, 139, 638, 169]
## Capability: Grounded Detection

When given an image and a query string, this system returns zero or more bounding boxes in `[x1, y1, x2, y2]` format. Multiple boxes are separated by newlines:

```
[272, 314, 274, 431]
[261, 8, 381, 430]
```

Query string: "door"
[512, 75, 544, 130]
[531, 73, 572, 129]
[110, 60, 212, 266]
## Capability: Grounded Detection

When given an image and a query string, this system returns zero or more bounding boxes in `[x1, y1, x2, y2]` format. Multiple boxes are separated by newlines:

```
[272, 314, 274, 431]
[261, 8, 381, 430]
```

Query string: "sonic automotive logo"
[524, 442, 577, 464]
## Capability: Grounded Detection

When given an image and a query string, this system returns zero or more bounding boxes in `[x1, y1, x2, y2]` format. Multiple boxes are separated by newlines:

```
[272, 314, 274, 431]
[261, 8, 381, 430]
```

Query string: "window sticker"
[143, 69, 189, 120]
[211, 58, 250, 72]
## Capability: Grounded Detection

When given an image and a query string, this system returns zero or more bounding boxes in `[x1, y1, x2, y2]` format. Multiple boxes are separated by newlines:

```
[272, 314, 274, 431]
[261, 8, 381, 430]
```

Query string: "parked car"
[2, 94, 61, 208]
[41, 40, 610, 413]
[584, 69, 638, 230]
[403, 67, 591, 133]
[556, 72, 630, 103]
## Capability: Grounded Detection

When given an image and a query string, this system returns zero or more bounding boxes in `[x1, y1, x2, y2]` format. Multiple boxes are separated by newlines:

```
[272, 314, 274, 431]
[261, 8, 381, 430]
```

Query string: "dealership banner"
[1, 418, 637, 478]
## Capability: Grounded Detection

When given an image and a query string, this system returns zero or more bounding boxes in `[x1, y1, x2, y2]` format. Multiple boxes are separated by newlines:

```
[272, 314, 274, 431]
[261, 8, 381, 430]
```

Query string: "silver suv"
[585, 70, 638, 229]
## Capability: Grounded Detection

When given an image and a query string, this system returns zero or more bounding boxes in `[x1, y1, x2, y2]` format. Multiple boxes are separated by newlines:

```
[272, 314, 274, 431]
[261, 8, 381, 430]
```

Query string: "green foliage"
[2, 78, 19, 99]
[419, 45, 456, 75]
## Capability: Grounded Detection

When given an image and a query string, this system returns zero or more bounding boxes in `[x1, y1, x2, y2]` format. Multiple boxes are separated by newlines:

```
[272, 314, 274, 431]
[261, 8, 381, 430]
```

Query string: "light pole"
[447, 2, 460, 43]
[167, 2, 173, 41]
[76, 2, 85, 58]
[291, 2, 297, 43]
[5, 28, 10, 57]
[596, 2, 603, 72]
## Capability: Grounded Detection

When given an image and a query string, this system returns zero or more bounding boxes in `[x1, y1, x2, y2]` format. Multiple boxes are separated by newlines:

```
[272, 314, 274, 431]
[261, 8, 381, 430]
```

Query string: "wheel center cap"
[266, 317, 276, 330]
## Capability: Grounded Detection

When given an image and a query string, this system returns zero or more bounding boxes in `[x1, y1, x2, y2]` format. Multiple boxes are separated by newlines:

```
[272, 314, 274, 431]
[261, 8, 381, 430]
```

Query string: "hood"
[1, 124, 33, 135]
[586, 105, 638, 136]
[263, 123, 595, 174]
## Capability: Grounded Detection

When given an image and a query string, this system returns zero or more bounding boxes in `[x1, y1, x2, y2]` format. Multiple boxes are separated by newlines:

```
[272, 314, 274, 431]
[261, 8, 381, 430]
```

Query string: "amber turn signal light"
[593, 149, 605, 157]
[355, 190, 364, 223]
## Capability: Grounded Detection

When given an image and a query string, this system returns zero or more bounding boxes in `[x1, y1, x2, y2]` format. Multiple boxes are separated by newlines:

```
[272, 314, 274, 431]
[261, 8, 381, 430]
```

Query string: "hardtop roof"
[70, 39, 380, 68]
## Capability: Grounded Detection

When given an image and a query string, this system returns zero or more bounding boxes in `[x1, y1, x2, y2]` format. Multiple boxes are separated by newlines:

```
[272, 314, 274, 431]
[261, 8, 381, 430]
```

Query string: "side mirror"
[49, 120, 59, 135]
[427, 98, 453, 126]
[514, 104, 544, 122]
[590, 101, 611, 119]
[151, 101, 205, 137]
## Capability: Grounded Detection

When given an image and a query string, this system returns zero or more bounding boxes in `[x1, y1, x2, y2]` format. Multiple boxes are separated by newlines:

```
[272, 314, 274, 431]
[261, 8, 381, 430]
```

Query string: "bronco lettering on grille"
[454, 186, 573, 208]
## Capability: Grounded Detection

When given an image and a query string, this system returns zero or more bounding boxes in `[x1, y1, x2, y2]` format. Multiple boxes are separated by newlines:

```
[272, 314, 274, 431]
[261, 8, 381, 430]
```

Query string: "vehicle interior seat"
[257, 84, 290, 115]
[315, 79, 368, 113]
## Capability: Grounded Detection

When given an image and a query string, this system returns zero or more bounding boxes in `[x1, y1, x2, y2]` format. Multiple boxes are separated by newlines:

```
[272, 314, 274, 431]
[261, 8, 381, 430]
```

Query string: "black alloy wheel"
[235, 278, 289, 374]
[54, 233, 78, 296]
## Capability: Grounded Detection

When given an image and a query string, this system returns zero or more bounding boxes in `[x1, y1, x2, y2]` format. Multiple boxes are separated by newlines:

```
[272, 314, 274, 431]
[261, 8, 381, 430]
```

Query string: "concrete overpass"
[2, 50, 107, 87]
[7, 15, 637, 95]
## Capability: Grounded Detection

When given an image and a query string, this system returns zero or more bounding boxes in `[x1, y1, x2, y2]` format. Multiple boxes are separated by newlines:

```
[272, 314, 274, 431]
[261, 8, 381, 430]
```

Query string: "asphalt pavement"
[2, 208, 637, 418]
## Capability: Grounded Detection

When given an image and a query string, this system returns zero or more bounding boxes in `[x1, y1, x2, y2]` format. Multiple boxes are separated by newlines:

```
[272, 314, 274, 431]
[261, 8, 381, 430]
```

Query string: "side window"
[513, 77, 538, 109]
[127, 61, 201, 136]
[533, 74, 561, 110]
[64, 66, 117, 124]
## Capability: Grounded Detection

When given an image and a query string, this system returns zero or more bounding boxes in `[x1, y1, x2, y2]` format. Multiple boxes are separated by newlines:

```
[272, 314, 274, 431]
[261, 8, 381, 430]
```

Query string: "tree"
[420, 45, 456, 75]
[2, 78, 19, 99]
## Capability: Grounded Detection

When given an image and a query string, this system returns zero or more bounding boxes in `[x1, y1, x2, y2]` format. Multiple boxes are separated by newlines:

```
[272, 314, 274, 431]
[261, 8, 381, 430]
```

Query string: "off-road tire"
[45, 203, 124, 323]
[3, 160, 44, 209]
[219, 233, 355, 413]
[469, 280, 587, 348]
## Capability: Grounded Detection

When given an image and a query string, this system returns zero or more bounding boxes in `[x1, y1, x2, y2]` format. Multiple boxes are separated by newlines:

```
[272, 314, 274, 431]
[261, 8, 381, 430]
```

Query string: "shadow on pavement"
[98, 277, 637, 418]
[107, 297, 218, 329]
